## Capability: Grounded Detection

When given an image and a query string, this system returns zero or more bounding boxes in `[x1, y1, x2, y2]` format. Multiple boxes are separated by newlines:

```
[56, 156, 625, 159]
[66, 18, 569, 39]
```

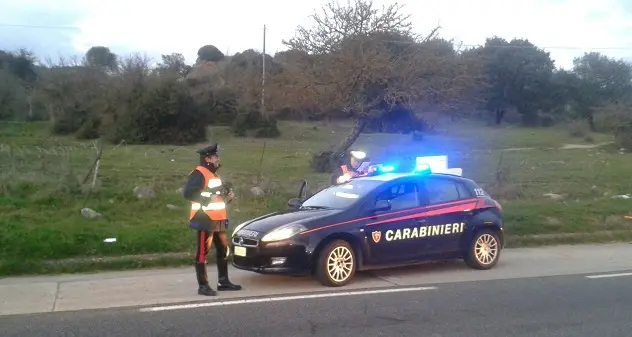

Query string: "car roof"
[353, 172, 474, 184]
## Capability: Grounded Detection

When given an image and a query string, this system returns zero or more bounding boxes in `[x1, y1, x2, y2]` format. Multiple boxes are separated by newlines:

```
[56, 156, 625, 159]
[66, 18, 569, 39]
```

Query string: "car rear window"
[424, 177, 473, 204]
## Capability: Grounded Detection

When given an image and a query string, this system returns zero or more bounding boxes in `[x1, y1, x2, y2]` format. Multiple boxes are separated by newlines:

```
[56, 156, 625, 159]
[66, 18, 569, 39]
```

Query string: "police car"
[230, 156, 504, 287]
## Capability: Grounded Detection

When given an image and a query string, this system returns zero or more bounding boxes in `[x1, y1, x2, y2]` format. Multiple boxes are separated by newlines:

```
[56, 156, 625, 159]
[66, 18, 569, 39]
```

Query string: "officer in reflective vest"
[182, 143, 242, 296]
[330, 150, 370, 185]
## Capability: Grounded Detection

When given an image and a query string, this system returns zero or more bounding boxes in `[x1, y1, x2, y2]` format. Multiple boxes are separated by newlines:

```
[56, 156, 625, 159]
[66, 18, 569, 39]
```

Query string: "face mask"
[204, 161, 221, 172]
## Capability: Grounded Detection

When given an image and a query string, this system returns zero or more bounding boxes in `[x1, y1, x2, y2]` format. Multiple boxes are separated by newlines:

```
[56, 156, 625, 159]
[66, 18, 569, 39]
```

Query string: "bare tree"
[281, 0, 484, 158]
[285, 0, 416, 55]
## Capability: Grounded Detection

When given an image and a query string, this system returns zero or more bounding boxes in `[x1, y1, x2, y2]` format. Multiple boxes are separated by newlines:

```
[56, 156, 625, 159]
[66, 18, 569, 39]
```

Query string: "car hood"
[239, 208, 342, 234]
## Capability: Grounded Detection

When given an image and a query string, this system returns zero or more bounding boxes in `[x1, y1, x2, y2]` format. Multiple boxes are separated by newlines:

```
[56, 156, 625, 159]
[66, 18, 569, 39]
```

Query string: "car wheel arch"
[462, 223, 504, 253]
[311, 233, 364, 273]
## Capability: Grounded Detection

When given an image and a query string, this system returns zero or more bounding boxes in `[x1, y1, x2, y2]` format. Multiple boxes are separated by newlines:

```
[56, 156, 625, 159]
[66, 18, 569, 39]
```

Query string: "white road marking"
[138, 286, 438, 312]
[585, 272, 632, 279]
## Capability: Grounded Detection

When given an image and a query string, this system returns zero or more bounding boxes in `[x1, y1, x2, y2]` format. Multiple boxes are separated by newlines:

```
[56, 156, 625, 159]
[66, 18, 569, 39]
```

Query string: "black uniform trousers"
[194, 219, 230, 286]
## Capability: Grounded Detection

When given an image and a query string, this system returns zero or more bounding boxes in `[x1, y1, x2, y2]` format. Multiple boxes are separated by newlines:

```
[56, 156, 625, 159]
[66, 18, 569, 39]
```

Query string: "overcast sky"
[1, 0, 631, 69]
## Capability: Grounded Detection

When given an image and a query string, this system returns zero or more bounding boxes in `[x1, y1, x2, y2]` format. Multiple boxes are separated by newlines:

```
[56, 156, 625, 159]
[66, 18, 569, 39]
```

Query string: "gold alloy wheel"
[326, 246, 354, 283]
[474, 233, 499, 265]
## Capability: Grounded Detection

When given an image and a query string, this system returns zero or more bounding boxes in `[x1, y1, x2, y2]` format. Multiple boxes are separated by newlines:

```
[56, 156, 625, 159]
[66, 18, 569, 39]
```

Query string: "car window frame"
[419, 176, 472, 206]
[361, 178, 423, 215]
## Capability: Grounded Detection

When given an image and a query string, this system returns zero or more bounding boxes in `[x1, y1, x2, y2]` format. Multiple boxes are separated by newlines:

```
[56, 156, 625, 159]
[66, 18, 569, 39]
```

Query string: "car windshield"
[300, 180, 383, 210]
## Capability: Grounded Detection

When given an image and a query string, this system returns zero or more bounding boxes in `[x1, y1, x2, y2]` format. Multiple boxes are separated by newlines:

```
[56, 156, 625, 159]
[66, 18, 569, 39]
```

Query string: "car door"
[418, 177, 475, 256]
[364, 181, 423, 264]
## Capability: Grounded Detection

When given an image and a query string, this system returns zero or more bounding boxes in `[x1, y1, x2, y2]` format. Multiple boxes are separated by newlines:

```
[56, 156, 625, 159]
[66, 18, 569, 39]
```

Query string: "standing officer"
[329, 150, 370, 185]
[182, 143, 242, 296]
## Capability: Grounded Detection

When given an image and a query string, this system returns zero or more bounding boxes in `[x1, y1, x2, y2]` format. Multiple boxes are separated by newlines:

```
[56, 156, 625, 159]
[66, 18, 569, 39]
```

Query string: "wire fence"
[1, 139, 628, 202]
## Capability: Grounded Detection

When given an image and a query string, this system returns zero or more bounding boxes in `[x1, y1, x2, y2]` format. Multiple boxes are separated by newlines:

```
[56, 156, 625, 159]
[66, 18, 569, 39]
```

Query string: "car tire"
[464, 229, 501, 270]
[315, 239, 356, 287]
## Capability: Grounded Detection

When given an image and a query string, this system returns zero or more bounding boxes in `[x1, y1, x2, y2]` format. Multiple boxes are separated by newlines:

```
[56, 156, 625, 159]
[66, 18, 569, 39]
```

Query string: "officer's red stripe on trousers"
[198, 232, 206, 263]
[301, 198, 479, 235]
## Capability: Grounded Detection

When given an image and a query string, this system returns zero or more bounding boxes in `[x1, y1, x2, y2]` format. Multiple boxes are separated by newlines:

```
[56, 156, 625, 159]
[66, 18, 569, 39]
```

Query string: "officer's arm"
[182, 171, 206, 202]
[330, 167, 343, 185]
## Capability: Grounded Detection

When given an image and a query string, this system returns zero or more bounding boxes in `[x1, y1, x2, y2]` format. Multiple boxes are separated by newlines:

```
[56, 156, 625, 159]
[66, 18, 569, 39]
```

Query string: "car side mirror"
[288, 198, 302, 209]
[372, 200, 391, 213]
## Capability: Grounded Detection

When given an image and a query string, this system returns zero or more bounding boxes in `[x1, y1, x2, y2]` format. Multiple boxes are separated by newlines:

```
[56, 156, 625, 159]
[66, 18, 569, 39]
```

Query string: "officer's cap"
[350, 150, 366, 160]
[197, 143, 220, 156]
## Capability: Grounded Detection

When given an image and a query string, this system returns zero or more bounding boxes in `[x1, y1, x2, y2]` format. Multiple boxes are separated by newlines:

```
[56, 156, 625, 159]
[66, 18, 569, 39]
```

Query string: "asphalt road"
[2, 272, 631, 337]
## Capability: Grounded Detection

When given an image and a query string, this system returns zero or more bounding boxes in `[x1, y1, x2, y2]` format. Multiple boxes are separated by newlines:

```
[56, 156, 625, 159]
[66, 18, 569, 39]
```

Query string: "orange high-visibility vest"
[337, 164, 362, 184]
[189, 165, 227, 221]
[340, 165, 358, 177]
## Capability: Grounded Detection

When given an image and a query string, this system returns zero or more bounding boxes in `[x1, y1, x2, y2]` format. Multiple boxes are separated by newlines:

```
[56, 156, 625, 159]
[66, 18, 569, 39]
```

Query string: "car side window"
[374, 183, 419, 211]
[424, 178, 467, 204]
[456, 183, 473, 198]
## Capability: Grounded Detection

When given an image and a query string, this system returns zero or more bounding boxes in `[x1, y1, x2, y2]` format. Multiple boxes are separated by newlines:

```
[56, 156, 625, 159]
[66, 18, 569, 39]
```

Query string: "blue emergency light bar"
[413, 163, 431, 173]
[379, 165, 396, 173]
[366, 155, 462, 177]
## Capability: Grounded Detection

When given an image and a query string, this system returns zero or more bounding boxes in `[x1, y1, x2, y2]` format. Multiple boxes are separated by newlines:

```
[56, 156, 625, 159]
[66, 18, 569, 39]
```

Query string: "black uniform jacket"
[183, 168, 228, 230]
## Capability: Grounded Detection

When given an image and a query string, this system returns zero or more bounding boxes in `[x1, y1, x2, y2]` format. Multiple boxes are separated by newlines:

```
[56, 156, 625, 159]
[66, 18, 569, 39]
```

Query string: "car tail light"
[475, 197, 502, 211]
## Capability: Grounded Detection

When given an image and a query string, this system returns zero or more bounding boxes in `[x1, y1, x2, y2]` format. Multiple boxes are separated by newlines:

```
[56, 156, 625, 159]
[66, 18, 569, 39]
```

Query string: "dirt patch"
[558, 142, 612, 150]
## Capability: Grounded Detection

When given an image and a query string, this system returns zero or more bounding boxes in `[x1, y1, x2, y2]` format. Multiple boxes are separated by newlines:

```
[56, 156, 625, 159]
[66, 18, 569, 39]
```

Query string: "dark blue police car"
[230, 160, 504, 287]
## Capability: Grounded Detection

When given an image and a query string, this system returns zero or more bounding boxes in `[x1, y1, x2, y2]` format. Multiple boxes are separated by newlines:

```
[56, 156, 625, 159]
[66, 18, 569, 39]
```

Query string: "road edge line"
[138, 286, 438, 312]
[585, 272, 632, 279]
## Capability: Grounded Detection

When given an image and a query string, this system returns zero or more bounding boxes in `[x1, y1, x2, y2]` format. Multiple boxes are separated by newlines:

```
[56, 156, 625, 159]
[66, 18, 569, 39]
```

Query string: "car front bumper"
[230, 238, 313, 276]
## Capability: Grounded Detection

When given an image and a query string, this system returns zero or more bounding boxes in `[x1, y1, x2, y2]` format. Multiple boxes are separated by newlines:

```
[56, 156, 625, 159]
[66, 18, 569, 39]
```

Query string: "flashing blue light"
[380, 165, 396, 173]
[413, 163, 431, 174]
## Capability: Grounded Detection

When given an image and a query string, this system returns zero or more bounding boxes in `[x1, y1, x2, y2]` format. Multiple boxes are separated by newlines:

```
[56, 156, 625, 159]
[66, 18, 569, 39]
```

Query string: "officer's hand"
[198, 195, 213, 205]
[227, 191, 235, 200]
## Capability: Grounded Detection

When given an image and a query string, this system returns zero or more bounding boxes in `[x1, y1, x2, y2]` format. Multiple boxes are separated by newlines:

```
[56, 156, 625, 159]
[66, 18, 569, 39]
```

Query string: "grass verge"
[0, 120, 631, 276]
[3, 230, 632, 278]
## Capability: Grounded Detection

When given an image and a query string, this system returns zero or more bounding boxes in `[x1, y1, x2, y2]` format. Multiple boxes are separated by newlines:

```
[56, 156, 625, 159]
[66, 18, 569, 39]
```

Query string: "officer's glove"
[197, 193, 214, 206]
[206, 186, 224, 196]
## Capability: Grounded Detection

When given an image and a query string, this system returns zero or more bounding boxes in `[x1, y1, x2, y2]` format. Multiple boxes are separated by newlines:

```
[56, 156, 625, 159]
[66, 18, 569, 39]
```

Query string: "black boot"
[217, 258, 242, 291]
[195, 262, 217, 296]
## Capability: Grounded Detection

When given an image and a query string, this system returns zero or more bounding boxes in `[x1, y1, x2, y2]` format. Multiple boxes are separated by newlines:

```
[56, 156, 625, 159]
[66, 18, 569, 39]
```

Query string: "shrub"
[593, 104, 632, 149]
[363, 108, 429, 134]
[38, 62, 107, 136]
[538, 112, 556, 127]
[566, 120, 590, 138]
[503, 109, 523, 125]
[99, 56, 207, 145]
[231, 108, 280, 138]
[309, 150, 339, 173]
[207, 88, 239, 125]
[614, 127, 632, 150]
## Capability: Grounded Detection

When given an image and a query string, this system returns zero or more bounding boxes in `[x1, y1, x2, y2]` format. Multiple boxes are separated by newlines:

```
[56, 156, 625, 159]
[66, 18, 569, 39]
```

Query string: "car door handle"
[415, 219, 427, 224]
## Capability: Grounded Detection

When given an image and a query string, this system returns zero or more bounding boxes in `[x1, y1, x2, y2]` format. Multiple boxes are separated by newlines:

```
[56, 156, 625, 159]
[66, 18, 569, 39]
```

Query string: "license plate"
[234, 246, 247, 257]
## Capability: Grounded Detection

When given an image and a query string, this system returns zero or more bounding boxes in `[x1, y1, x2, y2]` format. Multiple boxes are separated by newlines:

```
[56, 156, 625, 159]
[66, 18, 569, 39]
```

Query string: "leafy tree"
[85, 46, 118, 71]
[472, 37, 555, 125]
[0, 49, 37, 84]
[156, 53, 191, 77]
[571, 52, 632, 130]
[197, 45, 225, 62]
[0, 49, 39, 120]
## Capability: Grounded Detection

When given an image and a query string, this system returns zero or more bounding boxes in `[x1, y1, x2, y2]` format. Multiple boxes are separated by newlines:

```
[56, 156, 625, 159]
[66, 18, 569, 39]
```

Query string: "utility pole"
[261, 24, 266, 118]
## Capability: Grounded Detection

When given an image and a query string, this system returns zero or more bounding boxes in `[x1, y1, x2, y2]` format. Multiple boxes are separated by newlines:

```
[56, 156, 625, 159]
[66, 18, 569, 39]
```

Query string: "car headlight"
[231, 221, 250, 236]
[261, 224, 307, 242]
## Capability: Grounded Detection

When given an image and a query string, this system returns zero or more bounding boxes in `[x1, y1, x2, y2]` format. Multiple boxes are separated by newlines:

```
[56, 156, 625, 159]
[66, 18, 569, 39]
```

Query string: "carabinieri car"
[230, 162, 504, 287]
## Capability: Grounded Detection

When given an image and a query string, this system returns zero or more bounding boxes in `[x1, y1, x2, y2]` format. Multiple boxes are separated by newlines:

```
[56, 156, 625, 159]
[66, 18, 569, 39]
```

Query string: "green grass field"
[1, 120, 631, 276]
